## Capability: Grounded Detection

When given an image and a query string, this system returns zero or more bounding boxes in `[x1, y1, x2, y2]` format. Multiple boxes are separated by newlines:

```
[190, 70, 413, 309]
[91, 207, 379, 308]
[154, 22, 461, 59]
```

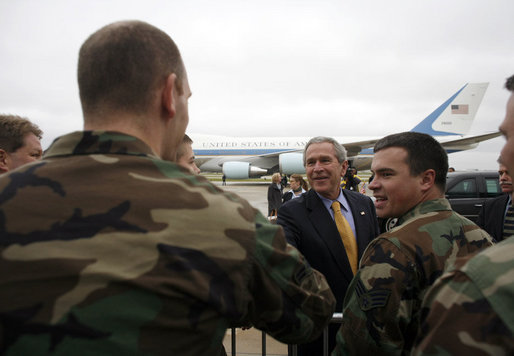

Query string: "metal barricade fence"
[229, 313, 343, 356]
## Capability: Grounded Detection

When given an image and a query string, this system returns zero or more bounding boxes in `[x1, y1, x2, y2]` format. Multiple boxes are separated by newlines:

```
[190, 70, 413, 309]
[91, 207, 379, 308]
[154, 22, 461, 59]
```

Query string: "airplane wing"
[339, 139, 378, 157]
[439, 131, 501, 151]
[337, 131, 501, 158]
[343, 131, 502, 156]
[346, 132, 502, 171]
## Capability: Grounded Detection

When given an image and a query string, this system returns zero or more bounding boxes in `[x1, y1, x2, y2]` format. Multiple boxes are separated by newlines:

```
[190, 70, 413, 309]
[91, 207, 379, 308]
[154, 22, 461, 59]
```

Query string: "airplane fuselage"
[192, 134, 477, 174]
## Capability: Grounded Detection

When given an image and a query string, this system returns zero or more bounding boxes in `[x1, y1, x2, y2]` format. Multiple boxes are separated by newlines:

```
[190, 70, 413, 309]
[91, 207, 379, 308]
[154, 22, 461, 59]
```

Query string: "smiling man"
[0, 114, 43, 173]
[333, 131, 493, 356]
[278, 136, 379, 356]
[410, 74, 514, 356]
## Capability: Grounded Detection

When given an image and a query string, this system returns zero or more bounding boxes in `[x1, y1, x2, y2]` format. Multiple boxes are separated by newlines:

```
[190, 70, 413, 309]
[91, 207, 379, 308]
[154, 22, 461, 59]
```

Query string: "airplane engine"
[222, 162, 267, 179]
[279, 153, 305, 175]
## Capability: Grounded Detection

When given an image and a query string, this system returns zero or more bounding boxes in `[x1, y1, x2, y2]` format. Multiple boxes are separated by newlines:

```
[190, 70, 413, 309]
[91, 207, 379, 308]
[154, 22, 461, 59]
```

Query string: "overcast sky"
[1, 0, 513, 170]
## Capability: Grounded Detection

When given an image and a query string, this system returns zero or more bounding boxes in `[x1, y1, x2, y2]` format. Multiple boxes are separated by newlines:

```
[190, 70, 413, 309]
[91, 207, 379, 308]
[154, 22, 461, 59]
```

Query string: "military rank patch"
[355, 279, 391, 311]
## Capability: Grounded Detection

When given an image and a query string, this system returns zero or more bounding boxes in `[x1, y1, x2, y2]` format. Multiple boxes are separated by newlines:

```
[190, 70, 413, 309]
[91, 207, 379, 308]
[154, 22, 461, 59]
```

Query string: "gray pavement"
[223, 328, 288, 356]
[213, 181, 271, 217]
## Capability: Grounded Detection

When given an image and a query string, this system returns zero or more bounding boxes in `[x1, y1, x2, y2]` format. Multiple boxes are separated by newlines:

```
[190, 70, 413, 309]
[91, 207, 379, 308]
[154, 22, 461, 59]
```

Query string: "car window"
[485, 178, 501, 197]
[446, 178, 477, 198]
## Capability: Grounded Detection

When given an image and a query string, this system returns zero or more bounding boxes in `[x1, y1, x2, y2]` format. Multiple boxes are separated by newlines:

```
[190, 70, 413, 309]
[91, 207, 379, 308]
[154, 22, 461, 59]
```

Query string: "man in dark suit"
[477, 161, 513, 242]
[277, 136, 379, 355]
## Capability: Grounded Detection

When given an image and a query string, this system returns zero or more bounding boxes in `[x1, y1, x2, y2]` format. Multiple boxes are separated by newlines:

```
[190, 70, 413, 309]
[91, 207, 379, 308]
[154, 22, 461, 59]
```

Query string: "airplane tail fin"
[410, 83, 489, 136]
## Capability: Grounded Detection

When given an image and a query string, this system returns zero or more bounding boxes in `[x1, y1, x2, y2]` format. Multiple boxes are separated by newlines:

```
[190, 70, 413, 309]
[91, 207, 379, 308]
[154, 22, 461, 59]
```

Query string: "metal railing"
[229, 313, 343, 356]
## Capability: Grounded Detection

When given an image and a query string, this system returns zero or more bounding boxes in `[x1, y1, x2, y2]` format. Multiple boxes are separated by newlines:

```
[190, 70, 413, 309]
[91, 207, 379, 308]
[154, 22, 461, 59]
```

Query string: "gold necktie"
[331, 201, 358, 275]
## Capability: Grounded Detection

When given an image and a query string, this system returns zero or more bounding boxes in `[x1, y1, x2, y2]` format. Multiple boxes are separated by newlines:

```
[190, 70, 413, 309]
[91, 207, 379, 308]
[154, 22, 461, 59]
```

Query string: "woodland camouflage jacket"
[0, 131, 336, 356]
[412, 235, 514, 355]
[333, 198, 494, 356]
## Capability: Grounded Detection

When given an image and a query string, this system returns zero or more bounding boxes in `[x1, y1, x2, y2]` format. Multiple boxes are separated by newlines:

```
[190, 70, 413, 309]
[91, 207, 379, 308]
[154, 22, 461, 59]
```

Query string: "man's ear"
[0, 149, 10, 173]
[161, 73, 177, 119]
[420, 169, 436, 191]
[341, 160, 349, 177]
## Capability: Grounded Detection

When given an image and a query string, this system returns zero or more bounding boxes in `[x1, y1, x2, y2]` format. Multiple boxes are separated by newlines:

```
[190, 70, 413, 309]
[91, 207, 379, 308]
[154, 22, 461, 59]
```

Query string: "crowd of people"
[0, 20, 512, 356]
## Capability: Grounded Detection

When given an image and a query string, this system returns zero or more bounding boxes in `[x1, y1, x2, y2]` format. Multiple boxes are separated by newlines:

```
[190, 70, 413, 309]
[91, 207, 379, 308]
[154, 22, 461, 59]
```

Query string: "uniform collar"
[397, 198, 452, 226]
[44, 131, 159, 159]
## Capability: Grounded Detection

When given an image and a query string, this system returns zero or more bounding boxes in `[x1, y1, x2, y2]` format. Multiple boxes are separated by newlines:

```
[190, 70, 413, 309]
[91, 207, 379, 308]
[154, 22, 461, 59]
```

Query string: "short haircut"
[176, 134, 193, 160]
[303, 136, 347, 165]
[506, 74, 514, 91]
[0, 114, 43, 153]
[78, 20, 185, 121]
[374, 131, 448, 191]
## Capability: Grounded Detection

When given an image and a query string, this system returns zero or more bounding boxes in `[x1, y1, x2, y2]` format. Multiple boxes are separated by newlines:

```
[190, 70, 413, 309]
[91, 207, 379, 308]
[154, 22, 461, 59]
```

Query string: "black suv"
[445, 170, 504, 223]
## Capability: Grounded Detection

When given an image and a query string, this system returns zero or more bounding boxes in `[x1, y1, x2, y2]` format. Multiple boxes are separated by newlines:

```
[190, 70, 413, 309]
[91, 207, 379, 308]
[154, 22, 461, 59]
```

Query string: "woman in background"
[267, 173, 283, 217]
[282, 174, 308, 203]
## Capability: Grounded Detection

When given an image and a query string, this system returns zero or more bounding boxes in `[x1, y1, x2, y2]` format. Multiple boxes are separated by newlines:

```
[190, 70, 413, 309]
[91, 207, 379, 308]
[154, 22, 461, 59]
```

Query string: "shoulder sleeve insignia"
[355, 279, 391, 311]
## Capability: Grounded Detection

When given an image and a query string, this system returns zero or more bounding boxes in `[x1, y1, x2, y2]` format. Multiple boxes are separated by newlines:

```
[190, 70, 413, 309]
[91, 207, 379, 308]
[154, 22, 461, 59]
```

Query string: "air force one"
[192, 83, 500, 179]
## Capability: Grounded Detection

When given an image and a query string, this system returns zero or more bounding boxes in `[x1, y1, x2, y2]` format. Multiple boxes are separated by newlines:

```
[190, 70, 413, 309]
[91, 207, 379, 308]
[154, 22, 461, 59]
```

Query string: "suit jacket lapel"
[305, 190, 355, 282]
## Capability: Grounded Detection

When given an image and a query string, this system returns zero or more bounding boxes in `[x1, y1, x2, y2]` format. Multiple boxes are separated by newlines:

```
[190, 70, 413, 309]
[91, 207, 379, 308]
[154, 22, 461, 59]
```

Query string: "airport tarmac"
[213, 181, 289, 355]
[213, 181, 271, 216]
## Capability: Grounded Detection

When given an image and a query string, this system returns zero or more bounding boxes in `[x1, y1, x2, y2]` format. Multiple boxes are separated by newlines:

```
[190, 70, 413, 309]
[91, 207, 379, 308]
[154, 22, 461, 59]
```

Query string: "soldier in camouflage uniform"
[411, 74, 514, 356]
[411, 237, 514, 355]
[332, 132, 494, 355]
[0, 21, 336, 355]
